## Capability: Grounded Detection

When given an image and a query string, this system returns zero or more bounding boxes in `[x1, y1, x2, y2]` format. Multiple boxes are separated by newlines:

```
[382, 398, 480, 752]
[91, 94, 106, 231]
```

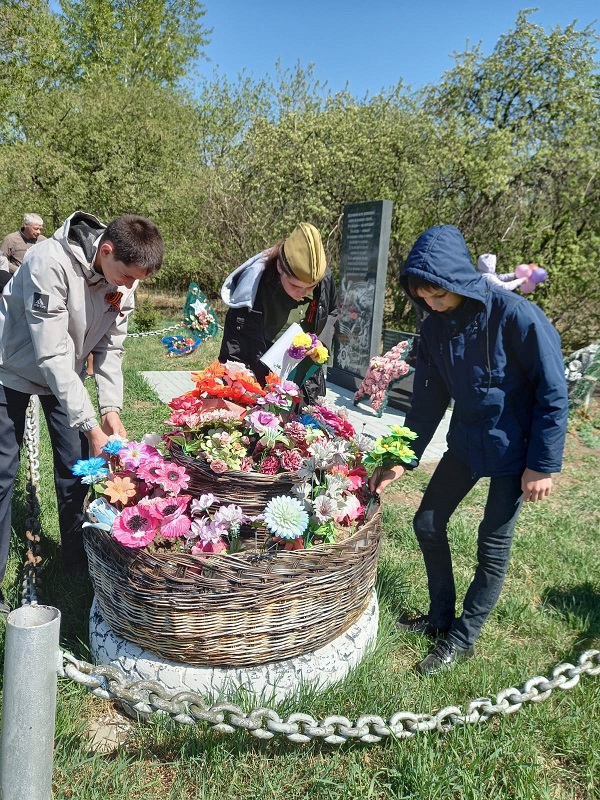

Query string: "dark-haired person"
[372, 224, 568, 674]
[0, 211, 163, 608]
[219, 222, 337, 404]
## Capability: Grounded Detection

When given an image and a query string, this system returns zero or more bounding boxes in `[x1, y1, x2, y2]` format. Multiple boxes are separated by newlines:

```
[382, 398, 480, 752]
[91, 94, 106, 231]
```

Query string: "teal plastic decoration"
[182, 283, 220, 338]
[162, 284, 220, 357]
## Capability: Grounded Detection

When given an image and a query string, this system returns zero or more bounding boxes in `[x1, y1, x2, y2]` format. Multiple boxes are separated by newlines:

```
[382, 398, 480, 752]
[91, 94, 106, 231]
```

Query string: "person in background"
[0, 211, 163, 612]
[372, 224, 568, 674]
[219, 222, 338, 404]
[1, 213, 47, 272]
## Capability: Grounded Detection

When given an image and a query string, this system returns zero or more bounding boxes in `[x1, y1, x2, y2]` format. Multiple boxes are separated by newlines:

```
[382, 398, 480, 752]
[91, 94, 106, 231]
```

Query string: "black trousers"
[0, 385, 89, 582]
[413, 449, 524, 648]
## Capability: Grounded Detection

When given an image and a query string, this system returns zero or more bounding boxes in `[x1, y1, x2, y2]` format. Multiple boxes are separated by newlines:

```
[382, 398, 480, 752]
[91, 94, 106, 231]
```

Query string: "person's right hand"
[369, 464, 406, 495]
[85, 426, 110, 457]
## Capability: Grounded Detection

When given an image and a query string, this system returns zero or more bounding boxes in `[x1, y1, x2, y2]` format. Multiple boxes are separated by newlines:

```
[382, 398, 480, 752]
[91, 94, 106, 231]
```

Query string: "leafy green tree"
[58, 0, 210, 86]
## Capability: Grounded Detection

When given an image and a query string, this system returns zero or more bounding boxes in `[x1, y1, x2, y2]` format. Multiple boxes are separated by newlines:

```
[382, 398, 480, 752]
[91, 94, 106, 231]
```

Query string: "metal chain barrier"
[128, 323, 184, 339]
[59, 649, 600, 744]
[22, 399, 43, 605]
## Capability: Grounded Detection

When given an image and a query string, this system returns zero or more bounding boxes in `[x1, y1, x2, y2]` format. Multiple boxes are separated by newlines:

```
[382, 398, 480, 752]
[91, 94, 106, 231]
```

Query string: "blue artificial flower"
[72, 457, 109, 478]
[102, 439, 126, 456]
[298, 413, 322, 429]
[263, 495, 309, 540]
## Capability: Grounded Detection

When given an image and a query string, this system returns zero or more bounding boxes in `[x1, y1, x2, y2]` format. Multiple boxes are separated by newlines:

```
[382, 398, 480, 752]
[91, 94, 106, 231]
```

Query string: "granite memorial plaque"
[329, 200, 393, 391]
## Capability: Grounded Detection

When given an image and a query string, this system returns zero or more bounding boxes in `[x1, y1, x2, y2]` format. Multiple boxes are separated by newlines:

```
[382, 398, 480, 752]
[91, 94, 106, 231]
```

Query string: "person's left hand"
[101, 411, 127, 440]
[521, 468, 553, 502]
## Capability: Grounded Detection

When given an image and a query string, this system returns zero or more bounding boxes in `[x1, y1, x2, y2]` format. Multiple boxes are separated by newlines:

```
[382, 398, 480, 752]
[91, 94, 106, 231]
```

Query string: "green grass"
[1, 317, 599, 799]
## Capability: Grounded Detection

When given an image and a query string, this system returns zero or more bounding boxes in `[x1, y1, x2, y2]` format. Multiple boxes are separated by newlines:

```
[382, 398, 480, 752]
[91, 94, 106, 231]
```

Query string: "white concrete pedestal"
[90, 592, 379, 705]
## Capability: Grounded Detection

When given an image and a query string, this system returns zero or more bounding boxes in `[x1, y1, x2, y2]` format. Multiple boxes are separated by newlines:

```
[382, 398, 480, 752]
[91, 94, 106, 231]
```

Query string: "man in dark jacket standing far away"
[372, 225, 568, 674]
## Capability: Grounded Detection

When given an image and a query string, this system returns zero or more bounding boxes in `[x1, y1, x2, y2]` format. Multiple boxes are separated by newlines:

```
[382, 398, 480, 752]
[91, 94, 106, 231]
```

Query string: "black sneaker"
[396, 614, 448, 640]
[417, 639, 475, 675]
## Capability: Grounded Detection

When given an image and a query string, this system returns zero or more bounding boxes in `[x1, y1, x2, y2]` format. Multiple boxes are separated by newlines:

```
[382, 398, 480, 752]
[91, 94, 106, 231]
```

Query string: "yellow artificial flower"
[291, 332, 313, 348]
[313, 345, 329, 364]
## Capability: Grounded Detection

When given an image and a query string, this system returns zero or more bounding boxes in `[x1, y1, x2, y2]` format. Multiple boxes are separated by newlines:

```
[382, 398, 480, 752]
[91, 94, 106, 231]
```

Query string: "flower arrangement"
[287, 332, 329, 365]
[362, 424, 418, 485]
[77, 361, 416, 557]
[354, 341, 412, 414]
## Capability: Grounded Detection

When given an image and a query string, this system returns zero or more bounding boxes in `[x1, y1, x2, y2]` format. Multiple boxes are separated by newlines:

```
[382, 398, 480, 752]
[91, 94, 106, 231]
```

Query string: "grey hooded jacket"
[0, 211, 137, 430]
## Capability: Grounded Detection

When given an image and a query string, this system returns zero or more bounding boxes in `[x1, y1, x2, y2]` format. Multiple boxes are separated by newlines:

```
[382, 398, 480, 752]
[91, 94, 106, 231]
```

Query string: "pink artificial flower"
[136, 457, 165, 484]
[247, 409, 280, 434]
[209, 459, 228, 474]
[279, 449, 303, 472]
[120, 441, 161, 470]
[150, 495, 192, 538]
[334, 494, 364, 525]
[239, 457, 254, 472]
[112, 504, 159, 548]
[191, 539, 228, 557]
[259, 455, 280, 475]
[168, 393, 202, 412]
[311, 406, 355, 439]
[155, 461, 190, 493]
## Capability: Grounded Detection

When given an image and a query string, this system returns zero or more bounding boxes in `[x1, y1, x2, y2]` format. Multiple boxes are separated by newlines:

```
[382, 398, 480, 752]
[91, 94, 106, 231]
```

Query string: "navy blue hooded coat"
[400, 225, 568, 478]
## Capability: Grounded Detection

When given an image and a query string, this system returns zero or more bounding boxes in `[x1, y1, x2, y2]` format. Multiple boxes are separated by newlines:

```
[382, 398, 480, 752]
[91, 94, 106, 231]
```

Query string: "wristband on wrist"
[100, 406, 121, 416]
[79, 417, 99, 432]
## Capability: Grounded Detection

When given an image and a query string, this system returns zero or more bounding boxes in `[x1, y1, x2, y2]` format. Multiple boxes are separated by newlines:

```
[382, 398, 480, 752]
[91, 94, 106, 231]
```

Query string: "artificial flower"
[155, 462, 190, 493]
[150, 495, 191, 538]
[112, 504, 159, 548]
[103, 474, 138, 506]
[72, 457, 109, 480]
[263, 495, 309, 540]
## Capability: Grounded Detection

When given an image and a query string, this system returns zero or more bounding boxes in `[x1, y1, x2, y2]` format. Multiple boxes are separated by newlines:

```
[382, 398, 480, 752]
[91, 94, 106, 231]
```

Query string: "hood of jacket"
[400, 225, 488, 316]
[221, 251, 268, 309]
[53, 211, 106, 280]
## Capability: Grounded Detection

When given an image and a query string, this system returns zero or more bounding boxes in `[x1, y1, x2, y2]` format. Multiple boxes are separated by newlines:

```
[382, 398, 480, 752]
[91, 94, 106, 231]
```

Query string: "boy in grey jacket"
[0, 211, 163, 610]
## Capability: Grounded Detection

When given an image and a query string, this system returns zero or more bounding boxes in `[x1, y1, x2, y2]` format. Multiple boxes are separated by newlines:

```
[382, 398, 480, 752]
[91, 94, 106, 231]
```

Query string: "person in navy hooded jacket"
[372, 225, 568, 674]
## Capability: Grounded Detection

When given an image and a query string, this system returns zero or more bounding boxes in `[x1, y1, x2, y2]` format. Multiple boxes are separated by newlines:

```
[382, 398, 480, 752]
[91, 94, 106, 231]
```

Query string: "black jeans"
[413, 450, 524, 649]
[0, 386, 89, 582]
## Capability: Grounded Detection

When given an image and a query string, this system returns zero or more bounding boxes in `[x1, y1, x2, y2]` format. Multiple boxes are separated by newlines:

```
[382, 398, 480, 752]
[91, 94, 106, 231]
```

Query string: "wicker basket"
[168, 443, 299, 516]
[83, 508, 382, 667]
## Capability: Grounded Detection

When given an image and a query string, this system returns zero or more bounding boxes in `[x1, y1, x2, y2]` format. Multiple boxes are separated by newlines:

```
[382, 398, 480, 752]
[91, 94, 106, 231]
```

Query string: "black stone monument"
[328, 200, 393, 392]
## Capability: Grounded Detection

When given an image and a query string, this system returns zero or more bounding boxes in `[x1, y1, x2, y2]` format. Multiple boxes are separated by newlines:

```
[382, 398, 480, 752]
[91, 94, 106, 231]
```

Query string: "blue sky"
[201, 1, 599, 95]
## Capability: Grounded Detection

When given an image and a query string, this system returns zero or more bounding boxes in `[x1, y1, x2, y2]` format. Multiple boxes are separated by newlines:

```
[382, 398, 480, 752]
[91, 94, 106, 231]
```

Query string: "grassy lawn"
[1, 314, 599, 800]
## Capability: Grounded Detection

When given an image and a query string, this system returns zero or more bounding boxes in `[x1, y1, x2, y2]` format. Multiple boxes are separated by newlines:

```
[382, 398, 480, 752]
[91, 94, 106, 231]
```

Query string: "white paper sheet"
[259, 322, 304, 380]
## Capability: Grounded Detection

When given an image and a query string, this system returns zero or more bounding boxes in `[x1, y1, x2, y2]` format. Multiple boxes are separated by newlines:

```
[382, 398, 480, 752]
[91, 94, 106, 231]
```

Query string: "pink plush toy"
[354, 340, 411, 416]
[477, 254, 547, 294]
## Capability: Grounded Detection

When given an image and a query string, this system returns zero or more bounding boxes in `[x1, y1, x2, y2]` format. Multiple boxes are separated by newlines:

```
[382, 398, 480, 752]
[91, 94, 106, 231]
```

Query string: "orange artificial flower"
[104, 475, 137, 506]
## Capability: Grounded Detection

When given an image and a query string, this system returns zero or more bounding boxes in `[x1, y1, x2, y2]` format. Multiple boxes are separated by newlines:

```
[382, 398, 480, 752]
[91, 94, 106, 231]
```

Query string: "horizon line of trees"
[1, 3, 599, 350]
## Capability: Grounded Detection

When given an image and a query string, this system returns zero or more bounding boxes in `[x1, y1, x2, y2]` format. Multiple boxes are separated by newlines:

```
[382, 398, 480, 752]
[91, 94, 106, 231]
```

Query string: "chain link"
[22, 399, 43, 605]
[128, 323, 184, 338]
[59, 649, 600, 744]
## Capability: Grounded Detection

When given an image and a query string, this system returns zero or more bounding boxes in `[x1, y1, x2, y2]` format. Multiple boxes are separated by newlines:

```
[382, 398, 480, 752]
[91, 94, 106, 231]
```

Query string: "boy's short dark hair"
[99, 215, 164, 275]
[405, 273, 440, 299]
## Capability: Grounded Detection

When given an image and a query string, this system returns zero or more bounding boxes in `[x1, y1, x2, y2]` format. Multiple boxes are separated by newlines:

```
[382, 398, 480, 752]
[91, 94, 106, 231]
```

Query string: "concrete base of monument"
[89, 592, 379, 708]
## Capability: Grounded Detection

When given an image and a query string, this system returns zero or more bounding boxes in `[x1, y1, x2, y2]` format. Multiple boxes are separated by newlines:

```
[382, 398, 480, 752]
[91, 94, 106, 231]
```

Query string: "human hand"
[101, 411, 127, 439]
[521, 468, 552, 502]
[369, 464, 406, 495]
[85, 426, 110, 457]
[305, 338, 328, 363]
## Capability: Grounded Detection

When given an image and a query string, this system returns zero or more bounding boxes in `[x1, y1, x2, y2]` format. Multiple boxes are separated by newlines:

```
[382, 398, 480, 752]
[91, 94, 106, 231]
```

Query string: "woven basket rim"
[169, 442, 300, 486]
